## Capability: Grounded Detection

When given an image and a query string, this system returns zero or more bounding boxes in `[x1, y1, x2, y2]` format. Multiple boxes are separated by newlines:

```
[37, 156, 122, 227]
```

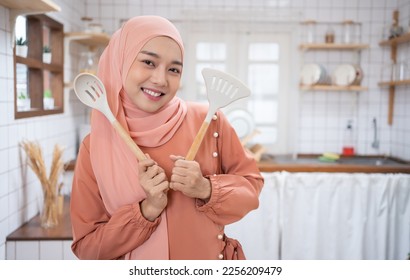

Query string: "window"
[195, 42, 227, 101]
[247, 42, 280, 146]
[14, 15, 64, 119]
[186, 31, 292, 154]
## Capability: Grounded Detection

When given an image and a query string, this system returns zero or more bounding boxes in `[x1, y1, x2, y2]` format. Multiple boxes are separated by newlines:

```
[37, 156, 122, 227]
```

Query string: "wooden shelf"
[378, 79, 410, 87]
[65, 32, 110, 49]
[300, 84, 368, 91]
[6, 196, 72, 241]
[1, 0, 61, 48]
[15, 15, 64, 120]
[0, 0, 60, 13]
[378, 12, 410, 125]
[64, 159, 76, 171]
[16, 55, 63, 71]
[379, 32, 410, 47]
[299, 43, 369, 51]
[63, 32, 110, 85]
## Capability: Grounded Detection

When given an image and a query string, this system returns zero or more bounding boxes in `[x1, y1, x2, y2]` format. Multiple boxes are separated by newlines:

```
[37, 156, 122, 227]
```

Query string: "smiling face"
[124, 36, 183, 113]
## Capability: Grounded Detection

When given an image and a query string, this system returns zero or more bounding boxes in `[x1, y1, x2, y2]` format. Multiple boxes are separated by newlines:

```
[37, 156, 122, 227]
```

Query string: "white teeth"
[144, 88, 161, 97]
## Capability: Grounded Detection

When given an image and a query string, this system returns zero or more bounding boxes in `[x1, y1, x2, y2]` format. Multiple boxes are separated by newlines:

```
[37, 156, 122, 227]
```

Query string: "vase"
[17, 98, 31, 111]
[43, 97, 54, 109]
[16, 45, 28, 57]
[43, 53, 52, 64]
[40, 190, 59, 228]
[79, 51, 98, 74]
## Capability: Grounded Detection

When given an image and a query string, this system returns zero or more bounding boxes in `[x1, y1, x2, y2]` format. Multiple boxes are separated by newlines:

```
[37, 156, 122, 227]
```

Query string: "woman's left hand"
[169, 155, 211, 200]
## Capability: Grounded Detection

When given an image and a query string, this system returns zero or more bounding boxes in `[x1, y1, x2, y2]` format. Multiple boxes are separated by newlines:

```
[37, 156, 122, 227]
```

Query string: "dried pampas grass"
[21, 141, 65, 228]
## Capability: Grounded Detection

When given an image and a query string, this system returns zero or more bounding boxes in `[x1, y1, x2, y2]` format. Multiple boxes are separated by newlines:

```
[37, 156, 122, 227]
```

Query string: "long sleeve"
[196, 112, 264, 225]
[70, 136, 161, 259]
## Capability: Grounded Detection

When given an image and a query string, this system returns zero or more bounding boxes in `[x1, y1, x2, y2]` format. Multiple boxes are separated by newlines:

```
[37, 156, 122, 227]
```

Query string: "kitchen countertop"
[257, 154, 410, 173]
[66, 155, 410, 174]
[6, 196, 73, 241]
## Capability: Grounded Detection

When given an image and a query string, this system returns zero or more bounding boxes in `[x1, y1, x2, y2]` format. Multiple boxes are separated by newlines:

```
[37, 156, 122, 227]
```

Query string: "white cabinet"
[226, 172, 410, 260]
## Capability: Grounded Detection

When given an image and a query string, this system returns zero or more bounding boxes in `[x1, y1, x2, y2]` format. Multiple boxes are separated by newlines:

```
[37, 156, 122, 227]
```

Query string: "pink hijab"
[89, 16, 187, 259]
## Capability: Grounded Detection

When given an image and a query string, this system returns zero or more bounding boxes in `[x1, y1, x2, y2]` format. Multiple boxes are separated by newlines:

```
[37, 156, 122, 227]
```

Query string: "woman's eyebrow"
[140, 50, 183, 66]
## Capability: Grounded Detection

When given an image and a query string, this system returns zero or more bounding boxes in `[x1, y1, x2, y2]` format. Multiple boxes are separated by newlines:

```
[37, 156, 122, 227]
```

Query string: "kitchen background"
[0, 0, 410, 260]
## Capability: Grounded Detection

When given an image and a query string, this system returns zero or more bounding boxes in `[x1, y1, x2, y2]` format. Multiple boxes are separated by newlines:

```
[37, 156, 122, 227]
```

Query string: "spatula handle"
[112, 120, 147, 161]
[185, 121, 210, 161]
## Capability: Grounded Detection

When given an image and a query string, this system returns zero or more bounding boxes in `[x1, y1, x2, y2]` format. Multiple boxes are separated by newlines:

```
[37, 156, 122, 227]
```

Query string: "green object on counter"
[318, 156, 337, 163]
[323, 152, 340, 160]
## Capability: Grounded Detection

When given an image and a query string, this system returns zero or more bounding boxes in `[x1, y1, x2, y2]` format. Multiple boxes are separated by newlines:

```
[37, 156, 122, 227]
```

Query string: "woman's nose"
[151, 67, 167, 86]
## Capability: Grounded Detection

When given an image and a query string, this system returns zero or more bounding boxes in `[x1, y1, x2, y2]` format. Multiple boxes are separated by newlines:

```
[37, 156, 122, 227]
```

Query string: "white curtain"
[225, 172, 410, 260]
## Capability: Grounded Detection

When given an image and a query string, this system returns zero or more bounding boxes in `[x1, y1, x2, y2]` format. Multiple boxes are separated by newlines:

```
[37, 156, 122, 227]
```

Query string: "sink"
[337, 156, 403, 166]
[258, 154, 410, 173]
[261, 154, 409, 166]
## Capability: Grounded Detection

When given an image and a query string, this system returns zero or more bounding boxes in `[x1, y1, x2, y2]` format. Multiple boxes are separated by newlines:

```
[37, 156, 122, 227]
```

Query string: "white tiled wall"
[0, 0, 87, 260]
[0, 0, 409, 260]
[84, 0, 410, 159]
[6, 240, 77, 260]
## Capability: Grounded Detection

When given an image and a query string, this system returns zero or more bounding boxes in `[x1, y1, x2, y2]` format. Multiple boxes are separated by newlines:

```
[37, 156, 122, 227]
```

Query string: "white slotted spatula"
[185, 68, 251, 161]
[73, 73, 147, 161]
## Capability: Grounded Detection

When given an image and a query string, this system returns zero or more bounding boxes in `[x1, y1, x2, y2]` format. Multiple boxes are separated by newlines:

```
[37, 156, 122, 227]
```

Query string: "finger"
[172, 166, 189, 177]
[145, 180, 168, 197]
[151, 181, 169, 196]
[170, 181, 184, 191]
[146, 165, 161, 178]
[170, 173, 187, 184]
[174, 159, 200, 169]
[157, 181, 169, 193]
[170, 154, 185, 162]
[152, 172, 167, 185]
[138, 158, 156, 172]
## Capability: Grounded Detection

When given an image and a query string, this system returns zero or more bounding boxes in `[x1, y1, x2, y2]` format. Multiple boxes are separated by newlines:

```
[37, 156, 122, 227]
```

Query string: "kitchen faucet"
[371, 118, 379, 149]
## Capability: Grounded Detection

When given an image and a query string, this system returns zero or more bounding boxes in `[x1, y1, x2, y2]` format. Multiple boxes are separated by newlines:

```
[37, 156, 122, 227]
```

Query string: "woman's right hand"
[138, 157, 169, 221]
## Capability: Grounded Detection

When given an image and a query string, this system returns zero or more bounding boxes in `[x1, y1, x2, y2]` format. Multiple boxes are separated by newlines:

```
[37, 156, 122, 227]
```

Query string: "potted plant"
[43, 89, 54, 109]
[43, 46, 52, 63]
[16, 37, 28, 57]
[17, 91, 30, 111]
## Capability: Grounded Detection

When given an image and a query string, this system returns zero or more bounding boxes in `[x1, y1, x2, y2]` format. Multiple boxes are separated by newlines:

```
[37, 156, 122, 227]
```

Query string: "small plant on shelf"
[43, 46, 52, 63]
[18, 91, 27, 100]
[43, 89, 54, 109]
[17, 91, 30, 111]
[43, 45, 51, 53]
[15, 37, 28, 57]
[16, 37, 27, 46]
[43, 89, 52, 98]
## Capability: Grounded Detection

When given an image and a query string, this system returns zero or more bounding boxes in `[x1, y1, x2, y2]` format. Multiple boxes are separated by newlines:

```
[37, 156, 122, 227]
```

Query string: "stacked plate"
[331, 64, 363, 86]
[300, 63, 328, 86]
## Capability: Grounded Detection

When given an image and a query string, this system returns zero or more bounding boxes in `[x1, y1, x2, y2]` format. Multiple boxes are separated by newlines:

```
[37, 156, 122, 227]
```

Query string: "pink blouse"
[70, 102, 264, 259]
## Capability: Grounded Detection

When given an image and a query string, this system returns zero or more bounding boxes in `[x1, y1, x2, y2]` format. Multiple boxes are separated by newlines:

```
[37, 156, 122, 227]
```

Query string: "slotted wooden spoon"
[185, 68, 251, 160]
[73, 73, 146, 161]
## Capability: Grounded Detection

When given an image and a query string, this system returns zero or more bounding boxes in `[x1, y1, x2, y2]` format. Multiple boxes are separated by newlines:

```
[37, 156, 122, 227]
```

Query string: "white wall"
[0, 0, 88, 260]
[0, 0, 409, 260]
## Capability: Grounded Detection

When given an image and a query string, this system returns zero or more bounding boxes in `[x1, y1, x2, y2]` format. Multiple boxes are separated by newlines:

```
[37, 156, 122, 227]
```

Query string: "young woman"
[70, 15, 264, 260]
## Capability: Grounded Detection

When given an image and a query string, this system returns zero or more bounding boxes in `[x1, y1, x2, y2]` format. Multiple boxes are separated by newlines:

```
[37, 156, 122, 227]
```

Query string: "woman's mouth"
[142, 88, 164, 100]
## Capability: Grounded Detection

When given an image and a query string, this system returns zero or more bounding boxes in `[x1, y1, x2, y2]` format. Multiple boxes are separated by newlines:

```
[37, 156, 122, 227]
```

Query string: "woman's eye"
[143, 60, 154, 66]
[169, 68, 181, 74]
